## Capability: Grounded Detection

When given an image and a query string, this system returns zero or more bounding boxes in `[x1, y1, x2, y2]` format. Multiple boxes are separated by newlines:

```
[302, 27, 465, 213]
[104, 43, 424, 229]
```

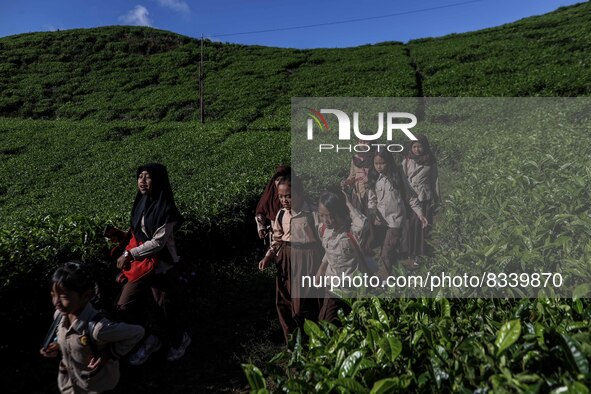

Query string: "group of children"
[37, 136, 439, 391]
[256, 134, 440, 342]
[40, 163, 191, 394]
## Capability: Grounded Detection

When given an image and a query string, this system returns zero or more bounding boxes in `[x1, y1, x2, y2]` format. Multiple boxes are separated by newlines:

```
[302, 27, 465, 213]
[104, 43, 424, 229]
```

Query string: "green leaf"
[339, 350, 364, 378]
[372, 298, 390, 328]
[559, 333, 589, 374]
[495, 319, 521, 357]
[534, 323, 547, 349]
[378, 334, 402, 363]
[335, 348, 346, 370]
[411, 329, 423, 347]
[334, 378, 366, 393]
[365, 328, 379, 352]
[573, 283, 591, 301]
[303, 320, 324, 341]
[370, 378, 400, 394]
[241, 364, 267, 391]
[438, 298, 451, 318]
[429, 357, 449, 388]
[484, 244, 496, 257]
[573, 299, 584, 315]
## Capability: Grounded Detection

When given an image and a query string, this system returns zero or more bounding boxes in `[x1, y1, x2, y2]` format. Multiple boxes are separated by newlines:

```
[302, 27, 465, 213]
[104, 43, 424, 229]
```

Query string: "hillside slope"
[0, 27, 414, 123]
[0, 2, 590, 223]
[409, 2, 591, 96]
[1, 3, 591, 393]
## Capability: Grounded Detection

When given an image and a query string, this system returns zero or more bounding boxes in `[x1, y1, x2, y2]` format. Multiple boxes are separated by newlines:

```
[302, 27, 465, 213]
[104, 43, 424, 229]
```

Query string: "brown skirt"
[408, 199, 435, 257]
[275, 243, 322, 344]
[319, 295, 351, 326]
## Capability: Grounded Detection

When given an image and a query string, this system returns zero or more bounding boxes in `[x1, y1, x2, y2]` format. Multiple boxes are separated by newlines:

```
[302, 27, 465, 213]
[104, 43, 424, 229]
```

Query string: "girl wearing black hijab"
[254, 165, 291, 241]
[116, 163, 190, 365]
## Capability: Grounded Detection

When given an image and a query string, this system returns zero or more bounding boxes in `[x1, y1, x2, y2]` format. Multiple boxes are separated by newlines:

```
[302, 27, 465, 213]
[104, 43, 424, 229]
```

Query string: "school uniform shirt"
[345, 159, 370, 198]
[266, 201, 318, 257]
[129, 218, 180, 274]
[320, 207, 367, 279]
[367, 174, 407, 229]
[55, 303, 144, 393]
[402, 158, 440, 217]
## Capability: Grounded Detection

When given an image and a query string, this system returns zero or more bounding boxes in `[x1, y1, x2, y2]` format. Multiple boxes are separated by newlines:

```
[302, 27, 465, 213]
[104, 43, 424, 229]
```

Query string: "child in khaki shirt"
[40, 262, 144, 394]
[258, 175, 322, 344]
[402, 134, 440, 267]
[367, 151, 423, 278]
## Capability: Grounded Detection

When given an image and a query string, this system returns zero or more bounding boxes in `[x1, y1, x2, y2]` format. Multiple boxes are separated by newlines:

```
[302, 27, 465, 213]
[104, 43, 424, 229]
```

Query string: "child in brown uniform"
[367, 151, 422, 278]
[254, 165, 291, 242]
[402, 134, 440, 267]
[316, 190, 368, 324]
[40, 261, 144, 394]
[341, 144, 373, 215]
[258, 175, 322, 344]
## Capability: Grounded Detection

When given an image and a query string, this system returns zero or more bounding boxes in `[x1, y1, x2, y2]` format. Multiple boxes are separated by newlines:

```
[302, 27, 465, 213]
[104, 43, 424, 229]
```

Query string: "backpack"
[86, 312, 105, 357]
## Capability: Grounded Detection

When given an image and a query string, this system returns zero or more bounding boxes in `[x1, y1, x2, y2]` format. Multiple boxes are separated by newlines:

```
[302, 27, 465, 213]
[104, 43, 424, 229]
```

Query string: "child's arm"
[408, 192, 429, 228]
[259, 210, 284, 270]
[341, 159, 357, 188]
[92, 319, 145, 363]
[367, 187, 377, 223]
[433, 163, 441, 206]
[316, 256, 328, 281]
[344, 191, 368, 247]
[255, 214, 267, 239]
[129, 221, 176, 259]
[39, 342, 59, 358]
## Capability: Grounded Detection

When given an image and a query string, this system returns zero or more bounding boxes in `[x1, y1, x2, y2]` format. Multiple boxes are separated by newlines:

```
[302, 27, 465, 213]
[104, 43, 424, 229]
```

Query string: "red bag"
[110, 230, 158, 283]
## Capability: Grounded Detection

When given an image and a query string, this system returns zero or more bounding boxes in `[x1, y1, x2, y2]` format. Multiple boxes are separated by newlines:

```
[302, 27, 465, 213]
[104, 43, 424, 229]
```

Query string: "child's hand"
[419, 215, 429, 229]
[258, 229, 267, 239]
[116, 254, 129, 269]
[40, 342, 59, 358]
[258, 255, 272, 271]
[88, 355, 109, 369]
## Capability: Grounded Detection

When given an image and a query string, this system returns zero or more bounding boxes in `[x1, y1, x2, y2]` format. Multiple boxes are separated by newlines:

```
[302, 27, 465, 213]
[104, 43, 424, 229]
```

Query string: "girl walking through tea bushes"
[40, 261, 144, 393]
[341, 140, 373, 215]
[402, 134, 440, 267]
[367, 151, 412, 279]
[258, 175, 323, 344]
[254, 165, 291, 242]
[316, 190, 368, 324]
[114, 163, 190, 365]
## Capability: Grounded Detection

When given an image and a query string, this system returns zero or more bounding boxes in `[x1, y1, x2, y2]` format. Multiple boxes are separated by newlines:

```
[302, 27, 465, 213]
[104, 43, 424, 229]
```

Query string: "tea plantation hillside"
[1, 1, 591, 393]
[408, 1, 591, 96]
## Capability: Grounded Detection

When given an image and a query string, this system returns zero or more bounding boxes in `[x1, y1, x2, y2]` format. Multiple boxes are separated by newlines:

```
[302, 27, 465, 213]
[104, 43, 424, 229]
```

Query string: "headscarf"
[406, 134, 436, 166]
[255, 165, 291, 221]
[131, 163, 183, 243]
[352, 151, 374, 169]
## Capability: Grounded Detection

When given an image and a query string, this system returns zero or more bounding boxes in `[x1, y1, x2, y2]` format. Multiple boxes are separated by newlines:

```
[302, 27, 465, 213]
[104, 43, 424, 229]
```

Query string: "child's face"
[374, 155, 388, 174]
[277, 183, 292, 211]
[318, 203, 335, 229]
[318, 203, 343, 230]
[411, 142, 424, 156]
[51, 283, 90, 315]
[137, 171, 153, 195]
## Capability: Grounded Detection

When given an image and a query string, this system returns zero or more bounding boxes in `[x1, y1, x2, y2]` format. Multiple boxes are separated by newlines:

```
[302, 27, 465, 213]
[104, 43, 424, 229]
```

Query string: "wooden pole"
[199, 33, 204, 124]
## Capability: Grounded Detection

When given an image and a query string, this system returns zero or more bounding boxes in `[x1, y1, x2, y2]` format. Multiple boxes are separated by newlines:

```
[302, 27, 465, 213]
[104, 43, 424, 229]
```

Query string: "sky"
[0, 0, 584, 48]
